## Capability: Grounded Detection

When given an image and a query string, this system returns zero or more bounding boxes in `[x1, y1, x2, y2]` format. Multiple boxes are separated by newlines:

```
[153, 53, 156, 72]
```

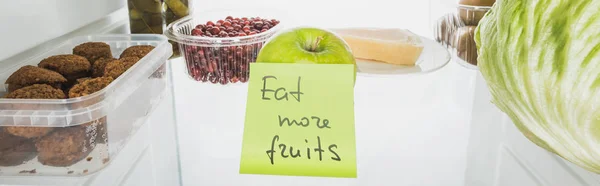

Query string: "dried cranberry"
[242, 26, 251, 32]
[223, 21, 232, 27]
[209, 76, 218, 83]
[219, 31, 228, 37]
[209, 27, 220, 35]
[236, 47, 243, 55]
[200, 74, 208, 82]
[219, 78, 228, 85]
[192, 28, 203, 36]
[253, 21, 263, 29]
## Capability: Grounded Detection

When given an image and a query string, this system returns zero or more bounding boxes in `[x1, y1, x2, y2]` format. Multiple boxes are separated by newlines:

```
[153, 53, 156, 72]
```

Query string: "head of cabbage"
[475, 0, 600, 173]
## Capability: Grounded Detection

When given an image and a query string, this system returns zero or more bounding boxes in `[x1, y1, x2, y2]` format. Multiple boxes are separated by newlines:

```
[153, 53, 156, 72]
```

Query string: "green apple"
[256, 27, 357, 82]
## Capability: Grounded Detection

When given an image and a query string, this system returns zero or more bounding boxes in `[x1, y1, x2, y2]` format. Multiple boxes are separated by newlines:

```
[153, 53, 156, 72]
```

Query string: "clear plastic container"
[0, 34, 173, 177]
[165, 10, 284, 85]
[432, 1, 492, 69]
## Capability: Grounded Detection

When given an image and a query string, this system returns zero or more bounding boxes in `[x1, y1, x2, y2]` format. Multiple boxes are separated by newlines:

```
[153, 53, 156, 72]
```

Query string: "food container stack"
[166, 10, 283, 85]
[432, 0, 495, 68]
[0, 34, 172, 177]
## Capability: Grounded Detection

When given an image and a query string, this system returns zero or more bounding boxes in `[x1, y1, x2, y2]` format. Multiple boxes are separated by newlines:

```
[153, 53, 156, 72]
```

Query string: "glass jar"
[127, 0, 191, 58]
[164, 0, 191, 58]
[127, 0, 165, 34]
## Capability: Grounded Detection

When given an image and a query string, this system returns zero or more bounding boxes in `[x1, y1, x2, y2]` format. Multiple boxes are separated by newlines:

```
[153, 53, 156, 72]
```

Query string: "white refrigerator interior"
[3, 0, 600, 185]
[0, 0, 124, 61]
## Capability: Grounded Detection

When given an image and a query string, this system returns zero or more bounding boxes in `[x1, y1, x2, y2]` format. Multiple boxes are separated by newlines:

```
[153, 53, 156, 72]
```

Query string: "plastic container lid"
[0, 35, 172, 128]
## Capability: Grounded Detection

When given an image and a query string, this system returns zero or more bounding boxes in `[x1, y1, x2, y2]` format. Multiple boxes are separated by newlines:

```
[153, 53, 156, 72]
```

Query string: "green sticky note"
[239, 63, 357, 178]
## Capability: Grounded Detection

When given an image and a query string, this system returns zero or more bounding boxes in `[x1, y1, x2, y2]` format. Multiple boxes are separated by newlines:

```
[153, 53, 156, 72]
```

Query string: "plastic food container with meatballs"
[0, 34, 172, 176]
[430, 0, 494, 69]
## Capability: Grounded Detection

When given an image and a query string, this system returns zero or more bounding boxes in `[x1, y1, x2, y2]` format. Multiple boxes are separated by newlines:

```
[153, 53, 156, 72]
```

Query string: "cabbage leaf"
[475, 0, 600, 173]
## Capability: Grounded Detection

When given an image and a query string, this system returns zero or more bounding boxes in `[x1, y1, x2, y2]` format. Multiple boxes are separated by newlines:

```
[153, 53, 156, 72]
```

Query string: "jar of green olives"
[127, 0, 191, 58]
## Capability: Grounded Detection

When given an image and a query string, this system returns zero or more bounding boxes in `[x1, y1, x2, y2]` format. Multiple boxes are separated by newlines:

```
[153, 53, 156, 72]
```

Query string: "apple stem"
[310, 36, 323, 52]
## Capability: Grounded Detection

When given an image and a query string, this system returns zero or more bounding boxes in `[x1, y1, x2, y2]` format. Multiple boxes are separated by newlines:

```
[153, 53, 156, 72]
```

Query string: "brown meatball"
[2, 84, 66, 138]
[119, 45, 155, 59]
[5, 65, 67, 92]
[0, 128, 37, 166]
[458, 7, 490, 26]
[120, 56, 140, 65]
[68, 77, 114, 98]
[68, 77, 112, 145]
[38, 54, 91, 85]
[72, 42, 113, 65]
[459, 0, 496, 6]
[92, 58, 118, 77]
[456, 26, 478, 65]
[4, 127, 54, 139]
[4, 84, 66, 99]
[0, 128, 27, 150]
[76, 77, 92, 84]
[35, 124, 94, 167]
[103, 57, 140, 79]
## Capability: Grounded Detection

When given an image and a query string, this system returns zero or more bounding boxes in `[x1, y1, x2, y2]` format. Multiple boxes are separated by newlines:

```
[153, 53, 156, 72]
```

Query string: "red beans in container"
[165, 10, 284, 85]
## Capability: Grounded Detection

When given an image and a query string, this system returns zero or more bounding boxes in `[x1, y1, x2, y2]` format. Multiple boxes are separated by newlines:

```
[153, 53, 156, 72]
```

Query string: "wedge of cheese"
[334, 28, 424, 66]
